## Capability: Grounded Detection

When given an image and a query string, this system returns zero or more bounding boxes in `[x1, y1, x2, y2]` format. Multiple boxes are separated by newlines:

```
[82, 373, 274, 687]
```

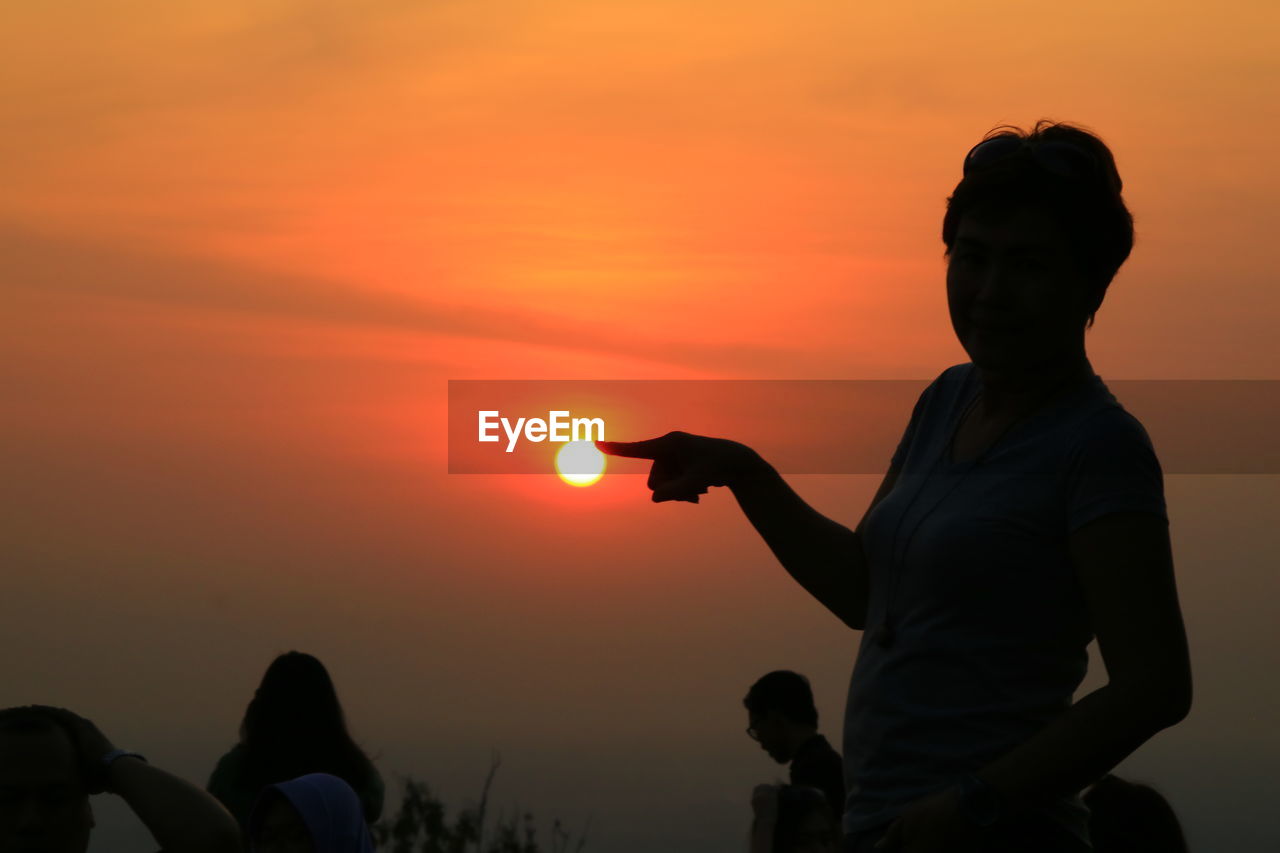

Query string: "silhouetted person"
[601, 120, 1192, 853]
[249, 773, 375, 853]
[0, 705, 240, 853]
[744, 671, 845, 819]
[207, 651, 384, 834]
[1083, 774, 1190, 852]
[750, 783, 841, 853]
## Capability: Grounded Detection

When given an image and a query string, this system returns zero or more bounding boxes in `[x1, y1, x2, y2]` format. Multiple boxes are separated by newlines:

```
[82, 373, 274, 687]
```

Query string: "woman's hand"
[599, 430, 872, 630]
[597, 432, 763, 503]
[30, 705, 117, 793]
[874, 786, 976, 852]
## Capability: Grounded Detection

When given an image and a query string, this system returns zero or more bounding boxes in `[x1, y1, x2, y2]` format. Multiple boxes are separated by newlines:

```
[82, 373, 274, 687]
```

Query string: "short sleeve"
[1064, 408, 1168, 534]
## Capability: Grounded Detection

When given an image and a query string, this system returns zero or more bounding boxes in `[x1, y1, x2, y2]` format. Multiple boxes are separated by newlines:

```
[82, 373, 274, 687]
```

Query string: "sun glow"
[555, 440, 606, 487]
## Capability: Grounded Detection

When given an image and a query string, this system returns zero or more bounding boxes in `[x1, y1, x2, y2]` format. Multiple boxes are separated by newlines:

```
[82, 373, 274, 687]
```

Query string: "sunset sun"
[555, 440, 606, 487]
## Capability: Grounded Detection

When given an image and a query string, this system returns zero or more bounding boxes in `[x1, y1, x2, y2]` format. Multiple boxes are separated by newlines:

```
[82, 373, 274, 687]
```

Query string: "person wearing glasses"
[599, 120, 1191, 852]
[744, 671, 845, 820]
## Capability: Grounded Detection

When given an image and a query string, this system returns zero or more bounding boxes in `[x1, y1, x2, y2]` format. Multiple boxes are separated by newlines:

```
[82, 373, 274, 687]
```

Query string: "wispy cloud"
[2, 225, 805, 375]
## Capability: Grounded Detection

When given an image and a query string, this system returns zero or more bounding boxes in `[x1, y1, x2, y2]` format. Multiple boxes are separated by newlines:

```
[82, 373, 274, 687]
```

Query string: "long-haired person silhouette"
[208, 652, 384, 835]
[600, 120, 1192, 853]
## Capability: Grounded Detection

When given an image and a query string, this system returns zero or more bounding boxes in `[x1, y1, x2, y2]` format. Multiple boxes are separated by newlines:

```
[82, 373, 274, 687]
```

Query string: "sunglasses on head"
[962, 135, 1105, 185]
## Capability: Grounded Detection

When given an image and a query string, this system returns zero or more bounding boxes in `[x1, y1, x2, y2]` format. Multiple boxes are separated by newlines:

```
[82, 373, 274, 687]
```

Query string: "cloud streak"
[2, 225, 805, 375]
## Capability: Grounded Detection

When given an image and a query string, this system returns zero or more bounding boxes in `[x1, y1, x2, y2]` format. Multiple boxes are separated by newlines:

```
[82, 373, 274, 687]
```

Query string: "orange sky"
[2, 2, 1278, 850]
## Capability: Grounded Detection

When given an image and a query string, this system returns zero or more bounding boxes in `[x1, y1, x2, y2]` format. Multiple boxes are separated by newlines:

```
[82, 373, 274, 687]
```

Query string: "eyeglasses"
[746, 726, 760, 741]
[962, 135, 1104, 185]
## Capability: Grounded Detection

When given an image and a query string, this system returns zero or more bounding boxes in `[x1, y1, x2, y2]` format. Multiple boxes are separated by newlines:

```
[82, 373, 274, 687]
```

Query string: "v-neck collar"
[942, 363, 1103, 469]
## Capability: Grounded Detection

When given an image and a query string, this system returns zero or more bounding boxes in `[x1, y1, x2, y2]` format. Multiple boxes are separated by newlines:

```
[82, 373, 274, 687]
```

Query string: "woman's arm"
[730, 450, 901, 631]
[876, 510, 1191, 851]
[600, 433, 902, 631]
[109, 756, 244, 853]
[977, 510, 1191, 808]
[38, 708, 243, 853]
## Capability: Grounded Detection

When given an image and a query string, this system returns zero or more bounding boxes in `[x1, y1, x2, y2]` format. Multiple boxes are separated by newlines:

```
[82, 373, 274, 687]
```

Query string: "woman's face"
[253, 797, 315, 853]
[946, 203, 1092, 372]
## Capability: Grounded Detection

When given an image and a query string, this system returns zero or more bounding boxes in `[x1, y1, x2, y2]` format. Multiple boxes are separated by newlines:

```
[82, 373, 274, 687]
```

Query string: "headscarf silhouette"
[250, 772, 376, 853]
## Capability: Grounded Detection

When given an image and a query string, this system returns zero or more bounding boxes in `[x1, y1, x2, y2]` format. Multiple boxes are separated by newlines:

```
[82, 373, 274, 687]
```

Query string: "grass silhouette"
[373, 753, 590, 853]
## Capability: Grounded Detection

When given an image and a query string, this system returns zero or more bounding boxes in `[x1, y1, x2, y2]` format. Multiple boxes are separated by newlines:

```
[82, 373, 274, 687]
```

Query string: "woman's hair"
[1083, 774, 1190, 853]
[772, 785, 837, 852]
[239, 651, 380, 821]
[941, 119, 1135, 331]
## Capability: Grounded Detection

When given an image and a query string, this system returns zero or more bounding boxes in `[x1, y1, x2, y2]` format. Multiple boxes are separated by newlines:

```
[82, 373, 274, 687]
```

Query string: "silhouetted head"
[243, 652, 347, 745]
[771, 785, 839, 853]
[249, 773, 374, 853]
[238, 652, 379, 822]
[744, 671, 819, 764]
[1084, 774, 1189, 853]
[0, 707, 94, 853]
[942, 120, 1133, 371]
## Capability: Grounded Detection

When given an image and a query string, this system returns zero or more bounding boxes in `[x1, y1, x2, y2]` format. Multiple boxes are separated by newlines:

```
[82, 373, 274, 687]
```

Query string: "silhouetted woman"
[208, 651, 384, 835]
[600, 120, 1192, 852]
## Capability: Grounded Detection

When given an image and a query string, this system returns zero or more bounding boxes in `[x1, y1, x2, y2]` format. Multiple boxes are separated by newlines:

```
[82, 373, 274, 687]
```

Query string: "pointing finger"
[596, 434, 681, 460]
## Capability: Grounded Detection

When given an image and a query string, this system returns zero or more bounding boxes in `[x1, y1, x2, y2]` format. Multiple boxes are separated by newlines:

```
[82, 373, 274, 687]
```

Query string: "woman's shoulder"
[207, 743, 250, 791]
[897, 363, 974, 435]
[210, 742, 248, 771]
[935, 362, 974, 385]
[1061, 398, 1165, 492]
[1070, 394, 1156, 448]
[936, 362, 977, 396]
[915, 362, 975, 415]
